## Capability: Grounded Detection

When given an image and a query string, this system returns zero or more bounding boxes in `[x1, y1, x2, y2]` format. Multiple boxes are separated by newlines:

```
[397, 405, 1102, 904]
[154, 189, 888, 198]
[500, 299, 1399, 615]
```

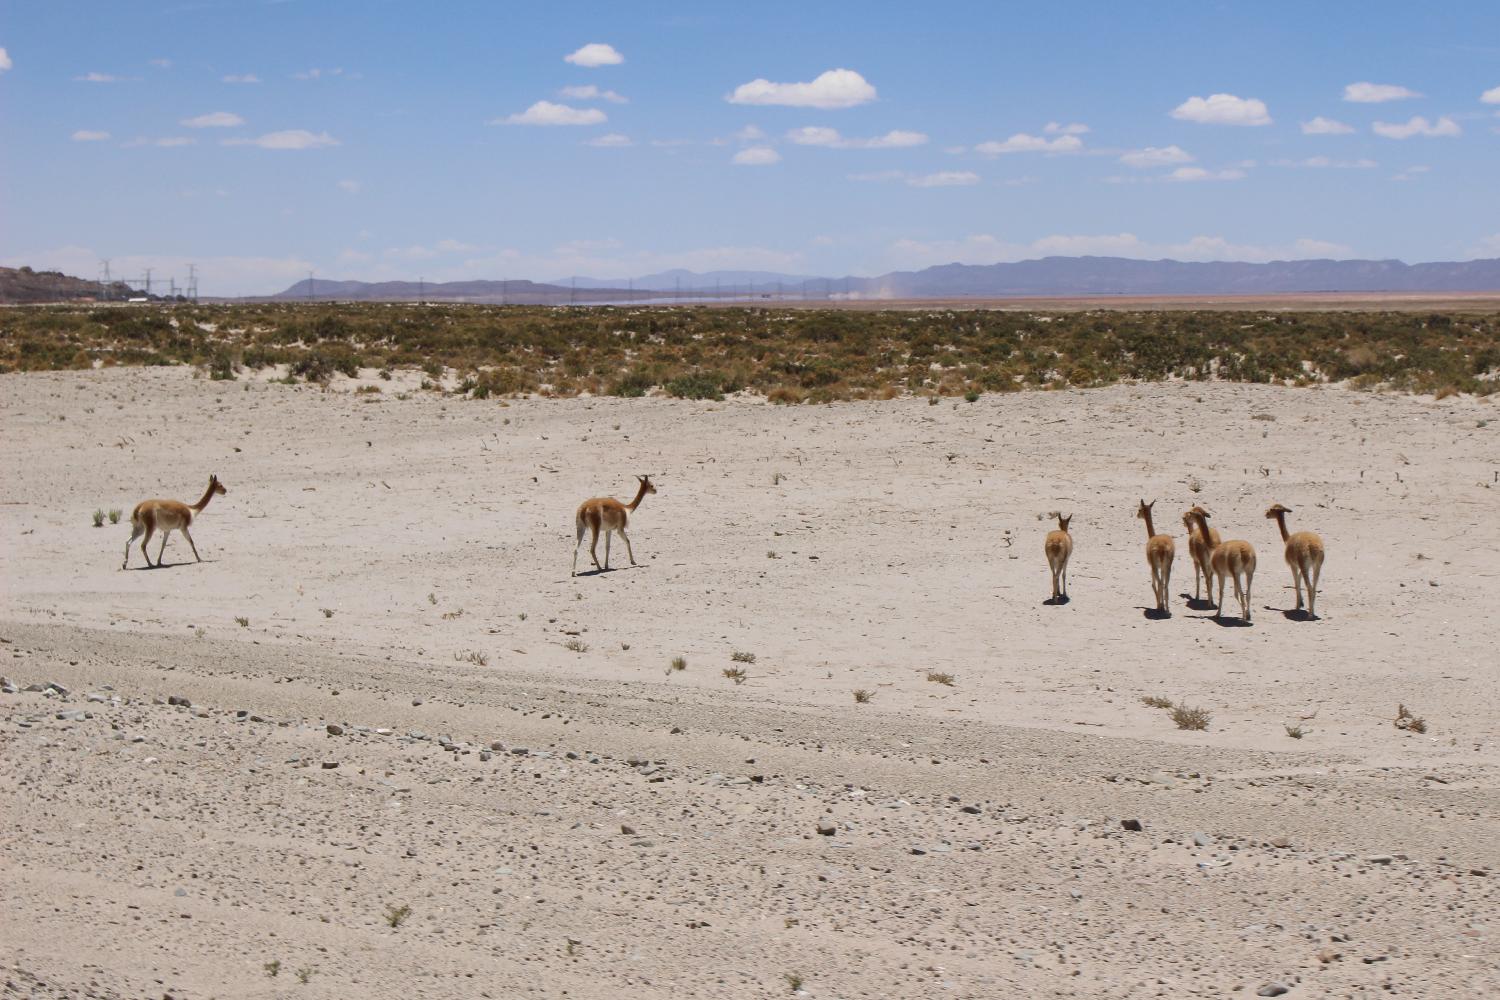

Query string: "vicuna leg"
[1307, 556, 1322, 617]
[603, 530, 612, 571]
[572, 518, 585, 576]
[588, 525, 602, 571]
[157, 529, 171, 566]
[1162, 562, 1172, 611]
[182, 526, 202, 562]
[619, 526, 636, 566]
[124, 522, 144, 569]
[141, 523, 156, 568]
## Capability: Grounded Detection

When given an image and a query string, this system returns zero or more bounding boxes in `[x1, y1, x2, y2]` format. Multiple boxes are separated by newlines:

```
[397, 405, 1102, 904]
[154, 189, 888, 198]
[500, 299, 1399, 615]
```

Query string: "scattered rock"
[1121, 819, 1143, 832]
[620, 824, 636, 836]
[1269, 836, 1292, 849]
[816, 821, 837, 836]
[1257, 982, 1290, 997]
[326, 724, 344, 736]
[960, 805, 982, 815]
[1366, 854, 1395, 865]
[1192, 832, 1212, 847]
[321, 761, 339, 770]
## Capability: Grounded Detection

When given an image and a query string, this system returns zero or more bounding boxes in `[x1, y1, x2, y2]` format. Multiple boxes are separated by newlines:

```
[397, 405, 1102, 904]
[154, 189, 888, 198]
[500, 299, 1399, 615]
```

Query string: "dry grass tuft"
[1169, 703, 1212, 731]
[852, 688, 874, 704]
[731, 650, 757, 664]
[1141, 694, 1175, 709]
[723, 666, 748, 685]
[1394, 704, 1428, 734]
[926, 671, 956, 686]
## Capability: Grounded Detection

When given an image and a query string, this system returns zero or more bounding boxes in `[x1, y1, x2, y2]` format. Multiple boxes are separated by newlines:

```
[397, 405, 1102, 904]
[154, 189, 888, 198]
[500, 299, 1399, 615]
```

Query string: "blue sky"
[2, 0, 1498, 295]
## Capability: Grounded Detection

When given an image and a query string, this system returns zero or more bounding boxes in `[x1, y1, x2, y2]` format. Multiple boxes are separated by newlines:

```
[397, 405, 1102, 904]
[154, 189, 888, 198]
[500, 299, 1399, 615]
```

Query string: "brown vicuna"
[1182, 510, 1221, 602]
[123, 474, 227, 569]
[572, 475, 656, 576]
[1186, 506, 1256, 622]
[1044, 513, 1073, 602]
[1266, 503, 1325, 618]
[1136, 499, 1175, 613]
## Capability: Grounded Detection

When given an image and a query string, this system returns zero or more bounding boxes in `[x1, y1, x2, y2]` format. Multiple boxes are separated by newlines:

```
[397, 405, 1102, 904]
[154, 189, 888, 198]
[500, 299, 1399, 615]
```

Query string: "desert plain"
[2, 365, 1498, 998]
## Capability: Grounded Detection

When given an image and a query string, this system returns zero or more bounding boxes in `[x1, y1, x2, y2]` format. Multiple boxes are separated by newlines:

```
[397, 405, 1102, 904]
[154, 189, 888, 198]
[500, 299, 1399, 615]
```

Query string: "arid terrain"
[2, 366, 1498, 998]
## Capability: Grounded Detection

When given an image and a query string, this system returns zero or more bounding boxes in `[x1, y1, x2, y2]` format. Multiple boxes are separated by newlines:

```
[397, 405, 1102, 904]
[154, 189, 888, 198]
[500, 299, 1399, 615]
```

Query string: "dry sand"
[1, 367, 1497, 998]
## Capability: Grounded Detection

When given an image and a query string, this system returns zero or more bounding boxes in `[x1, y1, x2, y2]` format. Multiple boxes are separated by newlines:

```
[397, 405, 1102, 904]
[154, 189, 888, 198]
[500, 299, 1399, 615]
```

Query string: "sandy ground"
[1, 367, 1497, 999]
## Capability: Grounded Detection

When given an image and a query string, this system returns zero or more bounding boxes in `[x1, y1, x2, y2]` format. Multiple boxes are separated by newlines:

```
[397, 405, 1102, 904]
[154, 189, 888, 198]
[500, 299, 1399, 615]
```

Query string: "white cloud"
[436, 239, 482, 253]
[726, 68, 876, 109]
[586, 133, 633, 147]
[1170, 93, 1271, 126]
[1043, 121, 1089, 135]
[1167, 166, 1246, 181]
[1483, 86, 1500, 104]
[181, 111, 245, 128]
[71, 130, 110, 142]
[1343, 81, 1420, 103]
[1391, 164, 1430, 181]
[0, 47, 11, 72]
[1469, 233, 1500, 257]
[496, 101, 607, 126]
[1271, 156, 1377, 169]
[1373, 115, 1461, 139]
[337, 179, 361, 194]
[1300, 116, 1355, 135]
[1118, 145, 1193, 168]
[732, 146, 781, 166]
[293, 67, 344, 80]
[785, 126, 927, 149]
[222, 73, 261, 84]
[733, 124, 767, 142]
[564, 43, 623, 67]
[75, 71, 126, 83]
[149, 58, 172, 69]
[560, 84, 627, 104]
[223, 129, 339, 150]
[905, 171, 979, 188]
[455, 242, 806, 283]
[975, 133, 1082, 155]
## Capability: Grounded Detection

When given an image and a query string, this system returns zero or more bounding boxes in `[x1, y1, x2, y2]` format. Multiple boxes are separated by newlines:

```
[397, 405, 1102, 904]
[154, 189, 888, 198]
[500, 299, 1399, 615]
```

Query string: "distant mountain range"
[0, 266, 143, 304]
[268, 256, 1500, 303]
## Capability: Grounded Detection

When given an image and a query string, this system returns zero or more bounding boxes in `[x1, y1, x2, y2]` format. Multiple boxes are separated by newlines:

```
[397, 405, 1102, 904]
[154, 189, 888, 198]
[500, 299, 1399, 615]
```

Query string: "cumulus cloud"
[564, 43, 623, 67]
[1043, 122, 1089, 135]
[122, 136, 195, 148]
[222, 73, 261, 84]
[1391, 165, 1430, 181]
[181, 111, 245, 128]
[1343, 81, 1420, 103]
[71, 130, 110, 142]
[785, 126, 927, 149]
[1373, 115, 1461, 139]
[1118, 145, 1193, 168]
[293, 67, 345, 80]
[733, 124, 767, 142]
[727, 68, 876, 109]
[904, 170, 979, 187]
[586, 133, 633, 147]
[1170, 93, 1271, 126]
[1271, 156, 1377, 169]
[75, 71, 126, 83]
[223, 129, 339, 149]
[496, 101, 607, 126]
[0, 47, 11, 72]
[1167, 166, 1246, 181]
[337, 179, 361, 194]
[975, 133, 1082, 155]
[732, 146, 781, 166]
[560, 84, 627, 104]
[1300, 116, 1355, 135]
[1483, 86, 1500, 104]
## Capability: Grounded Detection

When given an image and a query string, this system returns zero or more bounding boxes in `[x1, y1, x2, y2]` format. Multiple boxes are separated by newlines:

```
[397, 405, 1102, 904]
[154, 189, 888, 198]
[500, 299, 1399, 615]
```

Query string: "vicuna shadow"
[1140, 607, 1172, 621]
[1180, 594, 1217, 612]
[1042, 595, 1071, 606]
[1275, 607, 1319, 622]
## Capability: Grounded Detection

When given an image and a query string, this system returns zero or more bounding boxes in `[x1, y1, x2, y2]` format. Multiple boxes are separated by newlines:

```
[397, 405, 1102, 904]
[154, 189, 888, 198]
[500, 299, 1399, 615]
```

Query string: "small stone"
[1192, 832, 1212, 847]
[479, 751, 492, 762]
[1269, 836, 1291, 849]
[489, 741, 505, 752]
[960, 805, 982, 815]
[1366, 854, 1394, 865]
[326, 724, 344, 736]
[321, 761, 339, 769]
[816, 821, 837, 836]
[620, 824, 636, 836]
[1121, 819, 1143, 832]
[510, 747, 529, 756]
[1257, 983, 1290, 997]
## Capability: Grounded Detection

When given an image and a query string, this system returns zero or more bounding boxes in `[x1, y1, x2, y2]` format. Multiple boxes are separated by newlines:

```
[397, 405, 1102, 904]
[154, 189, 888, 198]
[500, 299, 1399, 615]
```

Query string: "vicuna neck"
[191, 480, 217, 512]
[1271, 510, 1290, 543]
[1189, 513, 1213, 548]
[1141, 508, 1157, 539]
[626, 481, 649, 512]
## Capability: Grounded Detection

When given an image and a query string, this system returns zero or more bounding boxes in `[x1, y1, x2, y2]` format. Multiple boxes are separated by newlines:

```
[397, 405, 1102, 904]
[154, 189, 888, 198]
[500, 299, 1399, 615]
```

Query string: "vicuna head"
[1056, 513, 1072, 532]
[1265, 502, 1291, 520]
[1136, 499, 1155, 522]
[210, 473, 228, 497]
[637, 474, 656, 496]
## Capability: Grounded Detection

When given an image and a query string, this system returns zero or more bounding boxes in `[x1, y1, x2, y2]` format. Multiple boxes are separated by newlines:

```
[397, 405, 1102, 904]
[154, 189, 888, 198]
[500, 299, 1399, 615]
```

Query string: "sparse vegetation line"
[2, 303, 1495, 398]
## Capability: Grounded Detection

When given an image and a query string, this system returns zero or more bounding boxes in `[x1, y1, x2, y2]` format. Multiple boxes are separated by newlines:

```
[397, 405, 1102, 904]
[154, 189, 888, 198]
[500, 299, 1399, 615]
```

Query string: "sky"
[1, 0, 1498, 295]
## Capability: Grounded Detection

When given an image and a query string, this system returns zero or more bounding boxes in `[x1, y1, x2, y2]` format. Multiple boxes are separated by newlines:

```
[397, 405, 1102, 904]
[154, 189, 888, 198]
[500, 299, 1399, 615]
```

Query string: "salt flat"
[2, 367, 1497, 998]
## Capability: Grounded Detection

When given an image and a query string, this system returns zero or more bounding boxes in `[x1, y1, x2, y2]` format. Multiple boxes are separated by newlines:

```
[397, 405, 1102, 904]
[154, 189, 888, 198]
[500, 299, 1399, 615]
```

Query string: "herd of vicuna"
[122, 474, 1325, 624]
